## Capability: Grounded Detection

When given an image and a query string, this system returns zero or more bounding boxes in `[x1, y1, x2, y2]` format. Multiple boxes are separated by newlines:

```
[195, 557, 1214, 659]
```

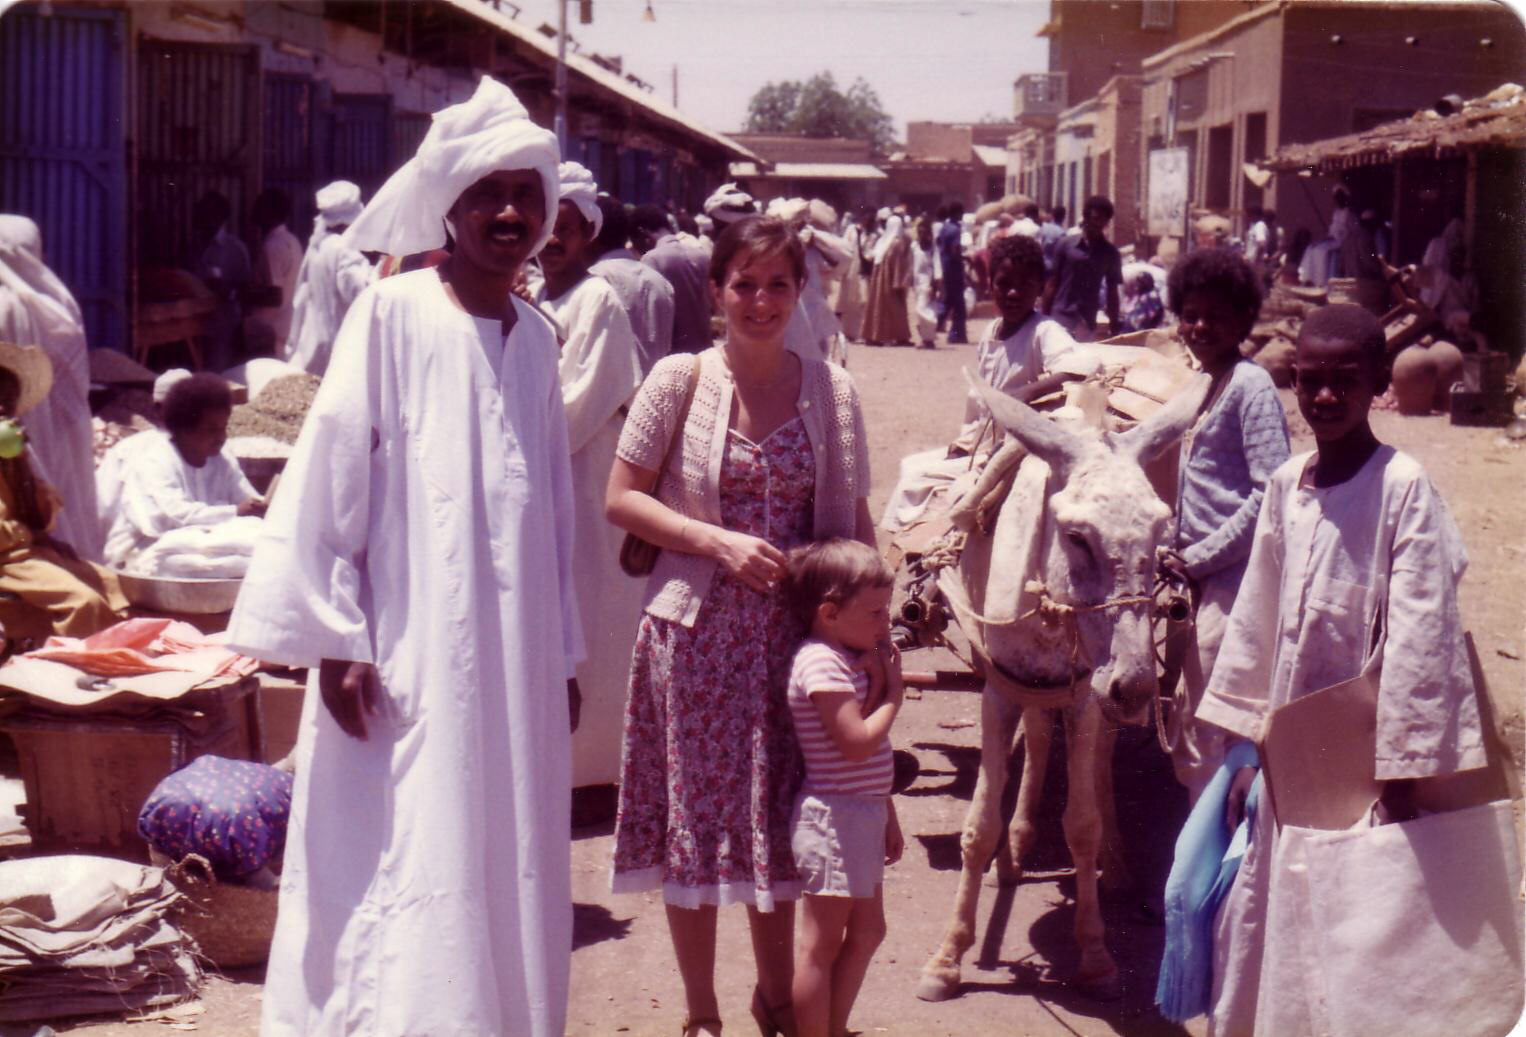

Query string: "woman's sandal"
[749, 986, 796, 1037]
[682, 1017, 722, 1037]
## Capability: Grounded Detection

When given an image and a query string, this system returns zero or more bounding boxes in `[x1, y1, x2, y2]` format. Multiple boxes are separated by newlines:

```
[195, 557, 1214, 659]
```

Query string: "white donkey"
[915, 372, 1207, 1002]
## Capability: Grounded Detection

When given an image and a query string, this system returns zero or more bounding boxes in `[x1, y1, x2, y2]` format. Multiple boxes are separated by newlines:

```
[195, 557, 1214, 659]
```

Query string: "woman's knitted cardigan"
[615, 347, 870, 627]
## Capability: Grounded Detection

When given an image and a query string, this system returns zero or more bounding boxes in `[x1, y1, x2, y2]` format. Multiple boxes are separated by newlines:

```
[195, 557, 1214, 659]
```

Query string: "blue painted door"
[0, 5, 129, 349]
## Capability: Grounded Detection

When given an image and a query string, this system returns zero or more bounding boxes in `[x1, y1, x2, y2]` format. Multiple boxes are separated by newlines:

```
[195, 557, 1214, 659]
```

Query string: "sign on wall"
[1147, 147, 1190, 238]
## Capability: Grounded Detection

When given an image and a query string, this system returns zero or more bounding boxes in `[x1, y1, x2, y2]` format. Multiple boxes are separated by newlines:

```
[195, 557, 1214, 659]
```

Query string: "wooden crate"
[0, 677, 262, 860]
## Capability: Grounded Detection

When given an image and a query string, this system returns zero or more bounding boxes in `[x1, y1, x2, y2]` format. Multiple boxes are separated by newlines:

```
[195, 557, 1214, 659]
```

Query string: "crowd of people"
[0, 71, 1499, 1037]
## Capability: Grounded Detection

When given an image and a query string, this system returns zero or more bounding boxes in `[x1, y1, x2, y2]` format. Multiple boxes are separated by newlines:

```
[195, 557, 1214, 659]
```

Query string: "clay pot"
[1391, 344, 1437, 415]
[1428, 339, 1464, 411]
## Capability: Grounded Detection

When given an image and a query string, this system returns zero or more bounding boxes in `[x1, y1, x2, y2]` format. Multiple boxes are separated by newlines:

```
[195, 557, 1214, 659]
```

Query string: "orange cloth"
[29, 616, 258, 679]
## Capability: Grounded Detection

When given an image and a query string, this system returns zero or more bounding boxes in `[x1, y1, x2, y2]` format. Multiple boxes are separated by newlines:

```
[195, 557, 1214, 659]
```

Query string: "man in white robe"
[244, 189, 305, 355]
[226, 77, 581, 1037]
[0, 215, 101, 559]
[285, 181, 375, 376]
[535, 162, 645, 789]
[1198, 445, 1487, 1036]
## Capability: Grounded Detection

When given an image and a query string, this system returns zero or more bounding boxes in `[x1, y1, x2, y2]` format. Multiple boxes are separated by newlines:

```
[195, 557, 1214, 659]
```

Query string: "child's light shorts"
[790, 792, 887, 898]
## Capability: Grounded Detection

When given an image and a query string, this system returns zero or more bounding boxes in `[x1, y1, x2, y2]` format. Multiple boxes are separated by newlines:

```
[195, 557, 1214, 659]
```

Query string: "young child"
[1195, 304, 1486, 1033]
[880, 233, 1081, 532]
[782, 538, 905, 1037]
[1162, 249, 1291, 799]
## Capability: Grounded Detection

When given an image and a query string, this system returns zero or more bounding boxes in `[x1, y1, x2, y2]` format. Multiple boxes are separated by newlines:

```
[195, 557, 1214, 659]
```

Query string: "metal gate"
[263, 72, 320, 239]
[0, 6, 128, 349]
[327, 93, 392, 200]
[137, 39, 260, 268]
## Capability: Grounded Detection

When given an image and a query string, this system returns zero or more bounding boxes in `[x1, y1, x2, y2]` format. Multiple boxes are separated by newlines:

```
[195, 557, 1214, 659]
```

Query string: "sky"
[514, 0, 1054, 138]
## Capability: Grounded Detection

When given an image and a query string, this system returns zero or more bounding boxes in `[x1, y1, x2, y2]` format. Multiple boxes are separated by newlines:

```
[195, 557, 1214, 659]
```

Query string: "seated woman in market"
[0, 341, 125, 643]
[100, 373, 267, 576]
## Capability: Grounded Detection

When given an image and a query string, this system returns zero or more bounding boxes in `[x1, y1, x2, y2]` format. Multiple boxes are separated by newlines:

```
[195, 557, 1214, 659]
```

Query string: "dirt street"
[61, 322, 1524, 1036]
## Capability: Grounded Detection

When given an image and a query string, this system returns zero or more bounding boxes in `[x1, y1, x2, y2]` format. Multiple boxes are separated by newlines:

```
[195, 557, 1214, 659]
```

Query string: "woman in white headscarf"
[534, 161, 645, 790]
[284, 181, 374, 376]
[0, 215, 101, 559]
[860, 209, 912, 345]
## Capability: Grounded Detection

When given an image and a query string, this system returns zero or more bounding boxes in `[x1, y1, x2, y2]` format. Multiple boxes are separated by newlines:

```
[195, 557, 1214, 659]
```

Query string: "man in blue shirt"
[1042, 195, 1122, 340]
[936, 201, 967, 344]
[1038, 204, 1067, 275]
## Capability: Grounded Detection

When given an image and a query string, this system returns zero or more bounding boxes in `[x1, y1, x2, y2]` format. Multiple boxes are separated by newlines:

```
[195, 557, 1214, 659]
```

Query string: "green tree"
[743, 72, 896, 156]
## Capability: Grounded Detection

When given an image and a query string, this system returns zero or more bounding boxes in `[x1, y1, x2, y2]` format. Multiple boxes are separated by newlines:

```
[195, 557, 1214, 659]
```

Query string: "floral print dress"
[612, 416, 815, 910]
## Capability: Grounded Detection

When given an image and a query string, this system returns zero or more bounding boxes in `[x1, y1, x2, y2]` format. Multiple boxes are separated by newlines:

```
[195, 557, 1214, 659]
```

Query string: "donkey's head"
[970, 372, 1208, 722]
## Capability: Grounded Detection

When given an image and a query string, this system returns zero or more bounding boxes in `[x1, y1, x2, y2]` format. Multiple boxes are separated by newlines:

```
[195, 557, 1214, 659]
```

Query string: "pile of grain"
[227, 373, 321, 445]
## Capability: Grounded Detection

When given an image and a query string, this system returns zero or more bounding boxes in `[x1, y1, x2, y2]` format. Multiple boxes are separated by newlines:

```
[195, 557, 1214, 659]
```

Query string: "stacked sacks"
[0, 855, 200, 1023]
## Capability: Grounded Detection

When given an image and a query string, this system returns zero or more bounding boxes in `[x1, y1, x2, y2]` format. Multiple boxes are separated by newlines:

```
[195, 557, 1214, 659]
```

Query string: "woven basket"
[163, 853, 279, 969]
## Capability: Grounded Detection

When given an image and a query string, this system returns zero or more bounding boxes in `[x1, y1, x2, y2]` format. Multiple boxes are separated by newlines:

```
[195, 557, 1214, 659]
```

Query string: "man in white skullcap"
[0, 215, 102, 559]
[533, 162, 644, 792]
[226, 76, 582, 1037]
[283, 180, 374, 376]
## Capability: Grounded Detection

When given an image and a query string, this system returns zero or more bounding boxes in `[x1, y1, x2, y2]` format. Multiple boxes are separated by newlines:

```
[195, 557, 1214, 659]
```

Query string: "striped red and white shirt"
[787, 638, 894, 797]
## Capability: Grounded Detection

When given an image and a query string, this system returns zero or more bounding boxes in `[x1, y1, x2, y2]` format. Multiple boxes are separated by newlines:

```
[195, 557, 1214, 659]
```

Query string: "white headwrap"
[703, 183, 756, 225]
[345, 77, 560, 258]
[556, 161, 603, 238]
[872, 213, 904, 264]
[316, 181, 364, 228]
[153, 368, 193, 405]
[0, 215, 84, 330]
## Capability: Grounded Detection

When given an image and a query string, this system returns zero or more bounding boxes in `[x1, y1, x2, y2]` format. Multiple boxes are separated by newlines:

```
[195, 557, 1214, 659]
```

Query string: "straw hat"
[0, 341, 53, 417]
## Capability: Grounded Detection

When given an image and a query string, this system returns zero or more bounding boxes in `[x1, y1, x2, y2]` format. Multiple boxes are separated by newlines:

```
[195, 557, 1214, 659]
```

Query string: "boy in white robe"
[1197, 305, 1487, 1036]
[535, 161, 645, 789]
[881, 234, 1079, 532]
[226, 77, 582, 1037]
[99, 373, 263, 571]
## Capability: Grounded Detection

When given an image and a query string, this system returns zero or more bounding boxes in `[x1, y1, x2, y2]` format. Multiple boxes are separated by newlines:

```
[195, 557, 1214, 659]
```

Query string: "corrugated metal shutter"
[137, 40, 260, 268]
[0, 6, 128, 349]
[263, 72, 319, 241]
[327, 93, 392, 199]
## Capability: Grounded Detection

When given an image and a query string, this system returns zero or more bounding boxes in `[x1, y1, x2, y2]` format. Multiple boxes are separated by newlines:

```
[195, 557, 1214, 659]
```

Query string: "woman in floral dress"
[607, 216, 876, 1037]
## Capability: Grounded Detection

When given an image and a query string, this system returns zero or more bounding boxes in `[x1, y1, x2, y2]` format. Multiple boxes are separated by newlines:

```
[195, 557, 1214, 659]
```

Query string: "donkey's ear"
[1118, 372, 1211, 464]
[965, 369, 1086, 473]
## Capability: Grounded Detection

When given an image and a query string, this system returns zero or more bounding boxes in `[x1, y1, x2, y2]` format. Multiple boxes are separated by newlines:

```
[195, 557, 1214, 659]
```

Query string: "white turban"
[556, 161, 602, 238]
[153, 368, 193, 405]
[315, 181, 364, 228]
[703, 183, 755, 225]
[345, 77, 560, 258]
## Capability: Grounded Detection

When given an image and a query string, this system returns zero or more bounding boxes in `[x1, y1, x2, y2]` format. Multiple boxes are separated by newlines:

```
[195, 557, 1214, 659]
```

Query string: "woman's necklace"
[719, 346, 792, 392]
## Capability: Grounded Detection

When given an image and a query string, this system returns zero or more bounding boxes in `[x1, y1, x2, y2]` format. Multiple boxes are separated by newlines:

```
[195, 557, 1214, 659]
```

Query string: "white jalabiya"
[880, 312, 1075, 530]
[834, 222, 867, 341]
[800, 227, 848, 351]
[910, 241, 941, 345]
[285, 233, 374, 375]
[98, 429, 259, 569]
[589, 253, 674, 376]
[226, 270, 582, 1037]
[1198, 446, 1486, 1036]
[247, 223, 304, 348]
[0, 215, 101, 559]
[536, 272, 644, 787]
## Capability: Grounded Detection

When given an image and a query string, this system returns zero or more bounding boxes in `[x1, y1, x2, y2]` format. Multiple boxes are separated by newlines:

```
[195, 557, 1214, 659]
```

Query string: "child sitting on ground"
[1192, 304, 1487, 1033]
[783, 538, 905, 1037]
[1161, 248, 1290, 800]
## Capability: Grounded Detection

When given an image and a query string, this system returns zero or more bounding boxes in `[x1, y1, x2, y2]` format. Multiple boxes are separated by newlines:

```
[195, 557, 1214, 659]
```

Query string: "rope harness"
[901, 530, 1192, 741]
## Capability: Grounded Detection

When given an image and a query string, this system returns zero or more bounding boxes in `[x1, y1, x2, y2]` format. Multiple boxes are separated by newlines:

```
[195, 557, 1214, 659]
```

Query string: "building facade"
[0, 0, 754, 354]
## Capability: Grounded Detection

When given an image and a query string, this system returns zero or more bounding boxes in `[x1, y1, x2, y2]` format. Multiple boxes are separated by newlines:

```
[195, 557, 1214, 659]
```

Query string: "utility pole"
[554, 0, 569, 151]
[671, 64, 678, 107]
